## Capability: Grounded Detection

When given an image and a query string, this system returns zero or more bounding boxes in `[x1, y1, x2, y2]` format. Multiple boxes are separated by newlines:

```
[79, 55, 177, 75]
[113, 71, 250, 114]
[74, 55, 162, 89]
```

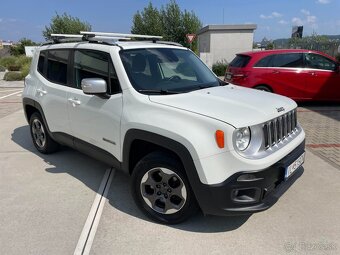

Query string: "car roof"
[236, 49, 338, 62]
[238, 49, 330, 57]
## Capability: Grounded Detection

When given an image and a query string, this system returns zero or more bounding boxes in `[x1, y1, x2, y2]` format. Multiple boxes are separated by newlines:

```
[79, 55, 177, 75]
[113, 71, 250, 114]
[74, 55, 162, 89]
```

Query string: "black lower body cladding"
[197, 140, 305, 216]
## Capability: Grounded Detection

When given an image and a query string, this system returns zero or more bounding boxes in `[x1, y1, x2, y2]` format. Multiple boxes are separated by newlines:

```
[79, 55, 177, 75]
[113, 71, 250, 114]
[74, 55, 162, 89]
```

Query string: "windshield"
[120, 48, 220, 94]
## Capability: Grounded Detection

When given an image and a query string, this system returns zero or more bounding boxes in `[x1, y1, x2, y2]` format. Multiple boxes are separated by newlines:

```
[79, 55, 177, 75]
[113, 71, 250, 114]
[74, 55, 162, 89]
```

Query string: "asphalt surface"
[0, 80, 339, 254]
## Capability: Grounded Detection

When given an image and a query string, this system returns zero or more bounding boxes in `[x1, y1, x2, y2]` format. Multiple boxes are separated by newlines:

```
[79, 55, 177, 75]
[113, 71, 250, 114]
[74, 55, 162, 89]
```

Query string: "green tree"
[131, 1, 202, 51]
[42, 12, 91, 41]
[131, 3, 163, 36]
[10, 38, 38, 56]
[266, 42, 274, 50]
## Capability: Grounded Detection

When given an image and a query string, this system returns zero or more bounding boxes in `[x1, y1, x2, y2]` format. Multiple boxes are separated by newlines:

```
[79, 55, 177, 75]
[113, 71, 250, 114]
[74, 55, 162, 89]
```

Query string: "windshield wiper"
[137, 89, 182, 95]
[219, 79, 228, 86]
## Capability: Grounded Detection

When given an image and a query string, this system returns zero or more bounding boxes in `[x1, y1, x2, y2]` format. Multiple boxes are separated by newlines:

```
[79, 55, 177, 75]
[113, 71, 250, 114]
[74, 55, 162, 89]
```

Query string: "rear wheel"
[254, 85, 272, 92]
[131, 151, 198, 224]
[29, 112, 59, 154]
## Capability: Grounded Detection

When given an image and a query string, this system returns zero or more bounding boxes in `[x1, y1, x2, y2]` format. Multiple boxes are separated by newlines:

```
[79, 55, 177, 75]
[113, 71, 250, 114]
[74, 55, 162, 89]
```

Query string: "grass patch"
[212, 60, 228, 76]
[0, 55, 32, 80]
[4, 71, 24, 81]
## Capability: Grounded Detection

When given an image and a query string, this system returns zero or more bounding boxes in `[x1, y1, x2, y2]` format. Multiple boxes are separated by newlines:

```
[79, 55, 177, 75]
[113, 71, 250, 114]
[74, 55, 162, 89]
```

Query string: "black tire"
[29, 112, 59, 154]
[254, 85, 272, 92]
[131, 151, 198, 224]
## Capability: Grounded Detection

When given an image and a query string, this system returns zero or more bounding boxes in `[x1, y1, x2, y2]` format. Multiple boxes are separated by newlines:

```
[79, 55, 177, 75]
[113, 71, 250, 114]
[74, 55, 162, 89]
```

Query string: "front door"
[67, 49, 123, 161]
[304, 53, 340, 100]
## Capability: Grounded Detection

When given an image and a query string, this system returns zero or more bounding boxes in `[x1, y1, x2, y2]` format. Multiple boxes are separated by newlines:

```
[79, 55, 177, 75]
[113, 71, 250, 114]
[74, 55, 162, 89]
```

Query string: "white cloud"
[272, 12, 282, 18]
[0, 18, 3, 23]
[316, 0, 330, 4]
[301, 9, 310, 15]
[295, 10, 318, 28]
[292, 17, 303, 26]
[260, 14, 272, 19]
[260, 12, 283, 19]
[278, 20, 288, 25]
[307, 15, 317, 24]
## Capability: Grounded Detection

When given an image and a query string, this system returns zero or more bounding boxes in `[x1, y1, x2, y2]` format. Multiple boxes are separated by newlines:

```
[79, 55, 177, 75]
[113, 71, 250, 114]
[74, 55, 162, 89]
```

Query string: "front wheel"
[131, 151, 198, 224]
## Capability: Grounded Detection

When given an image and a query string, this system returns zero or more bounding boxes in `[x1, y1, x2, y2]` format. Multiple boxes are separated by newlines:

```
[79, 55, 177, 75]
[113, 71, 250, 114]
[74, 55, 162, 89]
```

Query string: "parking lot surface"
[298, 105, 340, 169]
[0, 82, 339, 254]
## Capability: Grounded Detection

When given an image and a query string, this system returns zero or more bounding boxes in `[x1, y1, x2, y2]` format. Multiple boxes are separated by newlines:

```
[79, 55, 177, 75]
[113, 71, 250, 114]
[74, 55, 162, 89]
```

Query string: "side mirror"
[81, 78, 110, 98]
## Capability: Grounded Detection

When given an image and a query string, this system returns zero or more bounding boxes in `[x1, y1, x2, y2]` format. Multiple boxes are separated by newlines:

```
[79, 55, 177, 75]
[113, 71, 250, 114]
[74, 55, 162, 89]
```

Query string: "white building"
[198, 24, 257, 68]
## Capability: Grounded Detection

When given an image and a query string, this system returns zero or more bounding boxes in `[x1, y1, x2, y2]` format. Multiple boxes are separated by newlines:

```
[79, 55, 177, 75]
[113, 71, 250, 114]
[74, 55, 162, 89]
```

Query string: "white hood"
[149, 85, 297, 128]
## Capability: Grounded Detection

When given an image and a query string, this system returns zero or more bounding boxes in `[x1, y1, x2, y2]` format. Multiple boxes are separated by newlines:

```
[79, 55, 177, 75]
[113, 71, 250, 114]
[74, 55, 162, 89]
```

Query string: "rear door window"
[271, 53, 303, 68]
[254, 55, 273, 67]
[46, 50, 69, 85]
[229, 55, 251, 68]
[305, 53, 337, 71]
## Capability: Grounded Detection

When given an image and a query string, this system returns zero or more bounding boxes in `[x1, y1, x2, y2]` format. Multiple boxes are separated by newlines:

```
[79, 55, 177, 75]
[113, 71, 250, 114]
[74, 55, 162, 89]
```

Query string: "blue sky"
[0, 0, 339, 42]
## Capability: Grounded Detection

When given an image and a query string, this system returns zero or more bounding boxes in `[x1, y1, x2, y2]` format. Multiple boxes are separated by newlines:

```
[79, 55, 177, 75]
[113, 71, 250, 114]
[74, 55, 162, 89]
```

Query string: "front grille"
[263, 109, 298, 149]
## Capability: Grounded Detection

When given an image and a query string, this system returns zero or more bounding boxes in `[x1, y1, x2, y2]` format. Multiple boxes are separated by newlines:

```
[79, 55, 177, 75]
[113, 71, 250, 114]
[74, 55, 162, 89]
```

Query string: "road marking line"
[0, 89, 22, 93]
[0, 91, 22, 100]
[74, 167, 115, 255]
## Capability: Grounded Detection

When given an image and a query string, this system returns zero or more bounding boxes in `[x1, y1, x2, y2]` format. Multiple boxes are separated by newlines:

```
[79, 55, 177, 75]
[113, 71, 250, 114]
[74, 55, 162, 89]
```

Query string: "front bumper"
[197, 140, 305, 216]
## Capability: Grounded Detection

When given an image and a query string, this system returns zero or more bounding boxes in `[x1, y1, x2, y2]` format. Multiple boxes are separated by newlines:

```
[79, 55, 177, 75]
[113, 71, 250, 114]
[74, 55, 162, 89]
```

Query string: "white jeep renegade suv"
[22, 32, 305, 224]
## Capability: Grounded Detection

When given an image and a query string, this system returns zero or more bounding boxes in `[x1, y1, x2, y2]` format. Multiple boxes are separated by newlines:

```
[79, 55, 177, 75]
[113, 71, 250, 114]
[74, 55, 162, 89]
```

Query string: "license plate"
[285, 152, 305, 179]
[226, 73, 232, 80]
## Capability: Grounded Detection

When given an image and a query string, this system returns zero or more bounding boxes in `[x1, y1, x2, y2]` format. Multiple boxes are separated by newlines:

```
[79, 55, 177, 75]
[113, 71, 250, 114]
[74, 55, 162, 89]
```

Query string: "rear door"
[35, 49, 71, 133]
[67, 49, 123, 160]
[265, 53, 306, 100]
[304, 53, 340, 100]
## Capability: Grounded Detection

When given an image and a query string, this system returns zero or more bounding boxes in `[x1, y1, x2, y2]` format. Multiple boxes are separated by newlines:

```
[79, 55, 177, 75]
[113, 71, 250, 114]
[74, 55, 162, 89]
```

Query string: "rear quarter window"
[229, 55, 251, 67]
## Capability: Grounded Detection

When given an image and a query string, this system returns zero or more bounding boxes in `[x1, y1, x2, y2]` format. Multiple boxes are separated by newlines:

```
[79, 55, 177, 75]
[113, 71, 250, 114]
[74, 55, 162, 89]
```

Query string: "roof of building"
[197, 24, 257, 35]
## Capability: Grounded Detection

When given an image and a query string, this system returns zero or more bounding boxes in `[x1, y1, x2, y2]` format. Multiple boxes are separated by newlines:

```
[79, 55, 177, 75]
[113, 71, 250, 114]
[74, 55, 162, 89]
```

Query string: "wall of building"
[198, 29, 255, 68]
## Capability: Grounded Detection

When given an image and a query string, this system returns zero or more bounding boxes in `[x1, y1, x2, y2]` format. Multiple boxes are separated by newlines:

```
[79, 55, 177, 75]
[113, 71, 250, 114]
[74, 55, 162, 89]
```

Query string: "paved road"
[0, 81, 339, 254]
[298, 104, 340, 169]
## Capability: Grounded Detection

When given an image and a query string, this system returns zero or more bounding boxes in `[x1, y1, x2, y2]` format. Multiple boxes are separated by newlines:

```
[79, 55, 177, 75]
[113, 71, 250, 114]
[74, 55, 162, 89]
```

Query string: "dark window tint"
[229, 55, 251, 68]
[47, 50, 69, 85]
[271, 53, 303, 68]
[37, 52, 45, 74]
[305, 53, 336, 71]
[254, 55, 272, 67]
[74, 50, 120, 94]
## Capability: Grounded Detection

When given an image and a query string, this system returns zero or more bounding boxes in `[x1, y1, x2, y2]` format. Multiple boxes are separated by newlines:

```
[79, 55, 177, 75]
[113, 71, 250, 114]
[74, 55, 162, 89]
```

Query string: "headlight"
[234, 127, 251, 151]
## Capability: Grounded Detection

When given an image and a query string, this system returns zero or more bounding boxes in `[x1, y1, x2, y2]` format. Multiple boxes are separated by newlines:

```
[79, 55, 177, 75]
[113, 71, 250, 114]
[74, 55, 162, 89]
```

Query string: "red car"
[224, 49, 340, 101]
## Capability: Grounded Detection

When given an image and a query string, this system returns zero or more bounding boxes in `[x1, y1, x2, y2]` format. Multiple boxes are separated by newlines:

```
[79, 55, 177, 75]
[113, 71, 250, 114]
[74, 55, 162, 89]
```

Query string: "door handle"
[36, 88, 47, 95]
[68, 98, 81, 106]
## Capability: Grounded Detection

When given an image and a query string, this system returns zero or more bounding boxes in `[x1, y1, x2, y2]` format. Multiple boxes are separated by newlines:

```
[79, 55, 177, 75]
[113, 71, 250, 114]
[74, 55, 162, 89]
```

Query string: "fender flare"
[122, 129, 211, 212]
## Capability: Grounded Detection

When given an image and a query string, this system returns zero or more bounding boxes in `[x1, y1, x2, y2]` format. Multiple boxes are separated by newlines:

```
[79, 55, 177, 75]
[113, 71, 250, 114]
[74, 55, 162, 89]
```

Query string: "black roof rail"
[40, 32, 182, 47]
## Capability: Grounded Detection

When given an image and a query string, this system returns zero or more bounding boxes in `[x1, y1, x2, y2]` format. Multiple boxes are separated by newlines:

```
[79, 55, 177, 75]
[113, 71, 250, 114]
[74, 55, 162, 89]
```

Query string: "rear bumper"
[196, 140, 305, 216]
